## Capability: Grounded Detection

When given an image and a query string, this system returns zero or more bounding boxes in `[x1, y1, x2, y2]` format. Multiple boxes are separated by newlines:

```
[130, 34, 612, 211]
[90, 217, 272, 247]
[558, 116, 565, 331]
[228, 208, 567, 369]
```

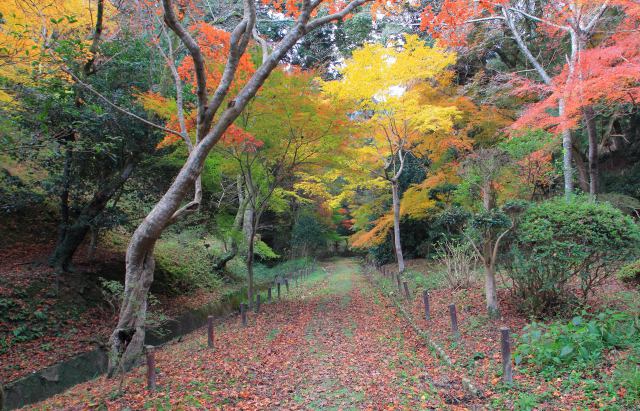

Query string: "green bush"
[154, 230, 223, 293]
[617, 259, 640, 284]
[505, 196, 640, 314]
[515, 310, 639, 378]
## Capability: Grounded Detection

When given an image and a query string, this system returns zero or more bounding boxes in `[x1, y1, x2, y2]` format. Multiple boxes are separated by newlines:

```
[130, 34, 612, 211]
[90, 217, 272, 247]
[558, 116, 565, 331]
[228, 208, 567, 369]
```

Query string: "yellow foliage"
[0, 0, 108, 101]
[322, 34, 456, 111]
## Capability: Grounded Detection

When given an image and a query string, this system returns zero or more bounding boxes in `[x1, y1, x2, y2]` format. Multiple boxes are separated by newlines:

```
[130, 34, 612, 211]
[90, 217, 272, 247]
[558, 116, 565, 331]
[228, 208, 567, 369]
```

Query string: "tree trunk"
[54, 143, 73, 264]
[49, 161, 135, 272]
[583, 106, 599, 196]
[245, 210, 257, 310]
[243, 195, 254, 245]
[572, 145, 590, 193]
[559, 99, 574, 200]
[481, 179, 495, 211]
[87, 226, 99, 262]
[213, 176, 246, 271]
[391, 180, 405, 274]
[482, 242, 499, 316]
[108, 250, 155, 377]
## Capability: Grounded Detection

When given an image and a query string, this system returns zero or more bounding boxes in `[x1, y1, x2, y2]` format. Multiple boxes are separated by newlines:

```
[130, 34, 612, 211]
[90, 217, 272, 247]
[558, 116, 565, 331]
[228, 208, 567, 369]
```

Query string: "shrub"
[617, 259, 640, 284]
[154, 231, 223, 293]
[435, 239, 478, 289]
[515, 310, 639, 377]
[254, 240, 280, 260]
[505, 196, 640, 315]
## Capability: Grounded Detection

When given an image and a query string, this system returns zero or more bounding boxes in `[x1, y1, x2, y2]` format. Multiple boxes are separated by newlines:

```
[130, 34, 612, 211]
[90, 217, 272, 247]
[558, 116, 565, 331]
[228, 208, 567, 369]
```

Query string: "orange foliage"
[221, 124, 264, 152]
[516, 149, 554, 194]
[178, 23, 255, 94]
[420, 0, 509, 47]
[262, 0, 407, 19]
[351, 213, 394, 248]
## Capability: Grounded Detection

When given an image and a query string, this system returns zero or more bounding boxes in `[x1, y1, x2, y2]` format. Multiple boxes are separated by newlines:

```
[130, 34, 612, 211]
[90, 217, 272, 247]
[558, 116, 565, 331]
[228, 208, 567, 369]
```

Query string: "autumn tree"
[221, 68, 348, 307]
[423, 0, 640, 198]
[323, 35, 461, 273]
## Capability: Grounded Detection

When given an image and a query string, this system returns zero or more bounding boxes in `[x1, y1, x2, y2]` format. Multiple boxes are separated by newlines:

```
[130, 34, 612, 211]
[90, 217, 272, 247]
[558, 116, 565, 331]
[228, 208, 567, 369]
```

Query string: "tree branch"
[63, 68, 182, 137]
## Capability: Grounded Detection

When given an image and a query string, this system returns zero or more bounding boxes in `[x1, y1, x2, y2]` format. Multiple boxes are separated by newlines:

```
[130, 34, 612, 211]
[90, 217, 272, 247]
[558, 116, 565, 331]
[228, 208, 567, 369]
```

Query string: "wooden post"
[145, 345, 156, 391]
[285, 279, 289, 293]
[255, 294, 261, 313]
[449, 304, 459, 339]
[207, 315, 214, 348]
[501, 327, 513, 383]
[422, 290, 430, 321]
[267, 287, 272, 302]
[396, 274, 402, 293]
[240, 303, 247, 327]
[277, 282, 281, 299]
[403, 281, 410, 300]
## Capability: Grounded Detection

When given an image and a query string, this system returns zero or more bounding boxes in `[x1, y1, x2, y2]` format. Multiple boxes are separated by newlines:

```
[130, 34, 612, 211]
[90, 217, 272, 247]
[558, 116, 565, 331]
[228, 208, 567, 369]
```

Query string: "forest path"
[26, 258, 461, 410]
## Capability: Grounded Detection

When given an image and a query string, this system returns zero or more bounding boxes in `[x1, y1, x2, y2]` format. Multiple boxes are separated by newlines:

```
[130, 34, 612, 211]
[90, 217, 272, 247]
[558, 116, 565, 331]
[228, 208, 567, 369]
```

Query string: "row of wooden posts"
[366, 260, 513, 384]
[144, 265, 315, 391]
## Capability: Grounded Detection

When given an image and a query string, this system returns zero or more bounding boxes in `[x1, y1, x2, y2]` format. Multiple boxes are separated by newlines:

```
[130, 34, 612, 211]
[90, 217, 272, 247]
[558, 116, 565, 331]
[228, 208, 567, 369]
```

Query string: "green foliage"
[0, 168, 44, 215]
[499, 129, 553, 160]
[154, 230, 224, 294]
[617, 259, 640, 283]
[613, 356, 640, 407]
[254, 240, 279, 260]
[291, 211, 331, 255]
[505, 196, 640, 315]
[368, 240, 394, 266]
[98, 277, 125, 314]
[515, 310, 640, 378]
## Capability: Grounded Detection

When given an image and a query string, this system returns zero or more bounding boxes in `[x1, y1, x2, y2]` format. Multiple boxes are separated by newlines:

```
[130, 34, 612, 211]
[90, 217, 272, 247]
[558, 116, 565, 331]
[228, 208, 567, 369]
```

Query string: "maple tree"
[323, 35, 467, 273]
[423, 0, 640, 198]
[216, 68, 349, 308]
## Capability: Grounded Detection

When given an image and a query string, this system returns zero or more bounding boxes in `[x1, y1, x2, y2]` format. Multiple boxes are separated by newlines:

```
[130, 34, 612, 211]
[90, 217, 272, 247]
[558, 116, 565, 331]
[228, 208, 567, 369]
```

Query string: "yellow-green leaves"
[322, 34, 456, 111]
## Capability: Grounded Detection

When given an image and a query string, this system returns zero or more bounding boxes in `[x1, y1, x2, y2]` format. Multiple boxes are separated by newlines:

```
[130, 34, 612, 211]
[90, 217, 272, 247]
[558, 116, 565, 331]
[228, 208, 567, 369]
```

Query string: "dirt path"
[26, 259, 468, 410]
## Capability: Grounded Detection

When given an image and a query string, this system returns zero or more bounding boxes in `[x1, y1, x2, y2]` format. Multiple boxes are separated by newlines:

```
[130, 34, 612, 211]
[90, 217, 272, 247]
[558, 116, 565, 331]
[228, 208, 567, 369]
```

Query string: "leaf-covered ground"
[24, 259, 478, 410]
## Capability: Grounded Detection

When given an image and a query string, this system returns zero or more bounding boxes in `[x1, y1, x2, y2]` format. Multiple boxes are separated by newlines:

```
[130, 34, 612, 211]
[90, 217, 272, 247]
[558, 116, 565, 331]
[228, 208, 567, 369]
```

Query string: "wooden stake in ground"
[285, 279, 290, 293]
[240, 303, 247, 327]
[396, 274, 402, 293]
[277, 282, 281, 299]
[422, 290, 430, 321]
[255, 294, 261, 313]
[403, 281, 410, 300]
[449, 304, 459, 339]
[207, 315, 214, 348]
[145, 345, 156, 391]
[501, 327, 513, 383]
